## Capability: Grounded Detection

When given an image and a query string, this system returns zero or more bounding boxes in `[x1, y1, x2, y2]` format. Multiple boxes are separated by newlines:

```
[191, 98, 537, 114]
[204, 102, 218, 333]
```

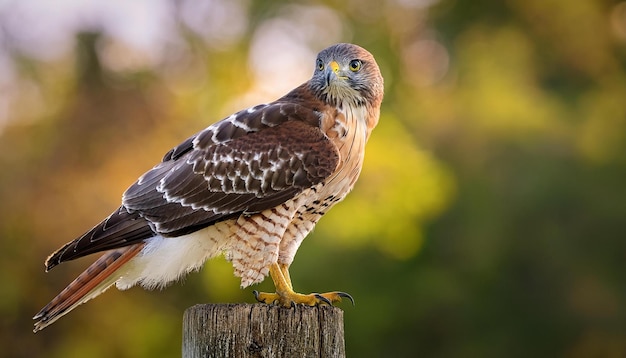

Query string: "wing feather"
[45, 207, 153, 270]
[124, 115, 339, 236]
[48, 100, 338, 265]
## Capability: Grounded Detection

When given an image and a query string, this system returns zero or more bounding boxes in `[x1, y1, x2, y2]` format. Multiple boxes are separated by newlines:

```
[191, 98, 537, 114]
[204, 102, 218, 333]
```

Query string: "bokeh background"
[1, 0, 625, 356]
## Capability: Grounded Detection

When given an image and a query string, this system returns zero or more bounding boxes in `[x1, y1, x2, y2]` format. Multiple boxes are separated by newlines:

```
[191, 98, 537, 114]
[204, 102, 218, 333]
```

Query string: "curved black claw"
[253, 290, 278, 304]
[314, 293, 333, 306]
[337, 292, 355, 306]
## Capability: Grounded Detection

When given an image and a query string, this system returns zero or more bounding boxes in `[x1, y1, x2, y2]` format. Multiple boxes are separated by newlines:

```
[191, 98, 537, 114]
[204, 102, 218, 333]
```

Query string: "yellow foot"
[255, 262, 355, 307]
[253, 290, 354, 307]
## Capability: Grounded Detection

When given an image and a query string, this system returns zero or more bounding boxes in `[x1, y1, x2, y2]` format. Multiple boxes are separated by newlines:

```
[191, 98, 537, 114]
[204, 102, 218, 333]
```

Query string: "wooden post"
[182, 303, 346, 358]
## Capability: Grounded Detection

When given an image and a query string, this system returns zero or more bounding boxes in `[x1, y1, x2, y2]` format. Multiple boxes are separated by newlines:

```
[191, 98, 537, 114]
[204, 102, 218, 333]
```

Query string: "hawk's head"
[310, 43, 384, 109]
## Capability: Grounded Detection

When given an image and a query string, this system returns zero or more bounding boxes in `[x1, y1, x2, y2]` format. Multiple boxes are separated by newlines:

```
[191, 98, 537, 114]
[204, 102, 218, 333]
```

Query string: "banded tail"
[33, 244, 145, 333]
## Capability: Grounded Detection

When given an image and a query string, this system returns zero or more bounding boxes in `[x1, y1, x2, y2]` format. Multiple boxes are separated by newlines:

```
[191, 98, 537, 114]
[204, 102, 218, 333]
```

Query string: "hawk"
[33, 43, 384, 332]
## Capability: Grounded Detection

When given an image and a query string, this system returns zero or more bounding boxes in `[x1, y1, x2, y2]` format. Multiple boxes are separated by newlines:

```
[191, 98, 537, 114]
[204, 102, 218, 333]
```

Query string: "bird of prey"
[33, 43, 384, 333]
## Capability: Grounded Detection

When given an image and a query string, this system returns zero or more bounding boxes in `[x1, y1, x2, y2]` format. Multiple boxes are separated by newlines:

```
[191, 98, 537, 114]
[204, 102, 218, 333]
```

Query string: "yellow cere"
[329, 60, 340, 73]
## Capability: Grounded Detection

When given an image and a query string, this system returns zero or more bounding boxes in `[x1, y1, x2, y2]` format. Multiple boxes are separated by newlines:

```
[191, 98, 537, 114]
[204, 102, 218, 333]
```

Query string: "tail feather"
[33, 243, 145, 333]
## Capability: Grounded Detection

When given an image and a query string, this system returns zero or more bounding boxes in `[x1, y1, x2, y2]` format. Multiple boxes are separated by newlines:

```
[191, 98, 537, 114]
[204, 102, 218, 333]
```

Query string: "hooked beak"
[325, 60, 347, 85]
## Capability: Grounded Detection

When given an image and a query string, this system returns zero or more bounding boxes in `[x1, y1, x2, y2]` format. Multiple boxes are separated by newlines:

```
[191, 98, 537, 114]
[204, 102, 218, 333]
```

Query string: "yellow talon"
[253, 263, 354, 307]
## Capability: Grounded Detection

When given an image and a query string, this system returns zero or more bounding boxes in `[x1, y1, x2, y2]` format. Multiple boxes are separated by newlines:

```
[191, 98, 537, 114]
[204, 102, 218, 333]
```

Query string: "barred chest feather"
[257, 104, 373, 278]
[311, 103, 371, 211]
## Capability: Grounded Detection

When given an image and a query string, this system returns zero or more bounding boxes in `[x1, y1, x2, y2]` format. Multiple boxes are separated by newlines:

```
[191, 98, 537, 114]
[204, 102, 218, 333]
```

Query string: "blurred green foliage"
[1, 0, 626, 357]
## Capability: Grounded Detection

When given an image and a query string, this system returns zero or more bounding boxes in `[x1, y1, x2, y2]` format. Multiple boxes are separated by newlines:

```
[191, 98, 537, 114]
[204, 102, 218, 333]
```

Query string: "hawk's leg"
[253, 263, 354, 307]
[279, 263, 293, 290]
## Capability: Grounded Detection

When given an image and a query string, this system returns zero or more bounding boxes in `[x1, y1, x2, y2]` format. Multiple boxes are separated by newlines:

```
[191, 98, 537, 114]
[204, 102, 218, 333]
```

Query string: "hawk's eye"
[349, 59, 362, 72]
[316, 59, 324, 71]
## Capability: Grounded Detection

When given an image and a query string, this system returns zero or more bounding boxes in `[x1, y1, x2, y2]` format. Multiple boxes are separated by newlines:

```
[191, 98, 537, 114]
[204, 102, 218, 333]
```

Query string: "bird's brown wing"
[45, 101, 339, 269]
